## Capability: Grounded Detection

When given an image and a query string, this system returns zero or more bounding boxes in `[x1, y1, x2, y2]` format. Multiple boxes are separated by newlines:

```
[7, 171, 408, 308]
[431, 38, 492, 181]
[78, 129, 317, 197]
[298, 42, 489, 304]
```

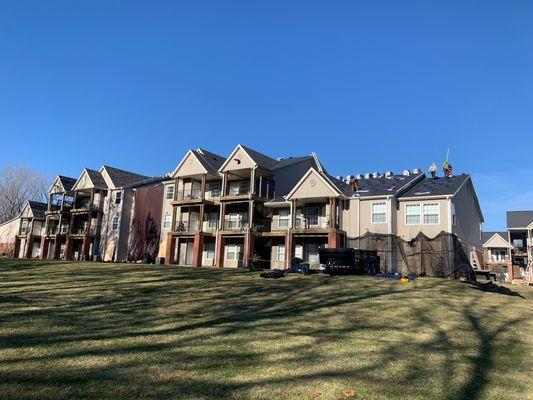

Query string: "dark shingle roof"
[240, 145, 280, 170]
[400, 174, 470, 198]
[85, 169, 108, 189]
[507, 211, 533, 229]
[58, 175, 77, 191]
[195, 149, 225, 172]
[327, 174, 355, 197]
[482, 231, 509, 244]
[28, 201, 48, 219]
[102, 166, 149, 188]
[272, 156, 314, 170]
[354, 173, 424, 197]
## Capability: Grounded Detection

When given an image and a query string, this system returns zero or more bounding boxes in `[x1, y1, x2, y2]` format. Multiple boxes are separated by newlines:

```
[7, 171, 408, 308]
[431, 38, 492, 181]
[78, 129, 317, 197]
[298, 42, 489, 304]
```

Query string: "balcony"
[46, 226, 70, 235]
[70, 200, 104, 214]
[514, 246, 528, 255]
[294, 217, 330, 230]
[222, 182, 251, 200]
[177, 189, 201, 201]
[70, 225, 99, 236]
[203, 220, 219, 232]
[251, 219, 272, 233]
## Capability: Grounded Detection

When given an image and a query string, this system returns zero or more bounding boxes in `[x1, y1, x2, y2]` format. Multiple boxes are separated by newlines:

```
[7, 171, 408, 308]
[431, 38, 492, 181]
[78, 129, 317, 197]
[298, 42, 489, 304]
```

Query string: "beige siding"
[174, 152, 207, 177]
[221, 147, 255, 172]
[396, 199, 449, 240]
[452, 181, 483, 250]
[0, 217, 20, 254]
[290, 170, 338, 199]
[158, 181, 175, 258]
[358, 199, 390, 235]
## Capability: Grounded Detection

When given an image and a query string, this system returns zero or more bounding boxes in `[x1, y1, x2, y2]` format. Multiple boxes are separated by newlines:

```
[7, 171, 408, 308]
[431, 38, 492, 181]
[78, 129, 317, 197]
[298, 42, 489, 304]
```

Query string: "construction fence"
[346, 231, 474, 278]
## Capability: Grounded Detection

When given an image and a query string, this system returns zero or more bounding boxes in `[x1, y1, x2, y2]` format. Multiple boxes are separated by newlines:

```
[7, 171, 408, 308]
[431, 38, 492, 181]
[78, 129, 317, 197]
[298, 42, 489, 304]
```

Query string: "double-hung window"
[166, 185, 175, 200]
[306, 207, 319, 227]
[371, 202, 387, 223]
[163, 212, 171, 229]
[423, 203, 439, 224]
[405, 204, 421, 225]
[205, 242, 215, 260]
[278, 209, 290, 228]
[227, 245, 241, 260]
[114, 191, 122, 205]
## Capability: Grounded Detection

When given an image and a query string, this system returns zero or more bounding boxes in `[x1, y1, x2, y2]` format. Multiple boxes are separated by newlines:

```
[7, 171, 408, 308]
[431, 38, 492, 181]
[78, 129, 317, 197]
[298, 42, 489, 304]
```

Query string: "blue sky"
[1, 1, 532, 230]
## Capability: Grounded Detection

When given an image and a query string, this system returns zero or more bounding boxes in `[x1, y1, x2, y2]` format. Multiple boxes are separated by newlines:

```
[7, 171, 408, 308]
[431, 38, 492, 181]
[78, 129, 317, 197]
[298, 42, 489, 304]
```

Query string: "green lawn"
[0, 258, 531, 400]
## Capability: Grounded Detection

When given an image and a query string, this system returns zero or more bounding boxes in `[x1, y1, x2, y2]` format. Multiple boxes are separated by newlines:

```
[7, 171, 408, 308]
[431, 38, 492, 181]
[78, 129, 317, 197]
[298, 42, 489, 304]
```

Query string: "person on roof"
[428, 162, 437, 179]
[442, 160, 449, 177]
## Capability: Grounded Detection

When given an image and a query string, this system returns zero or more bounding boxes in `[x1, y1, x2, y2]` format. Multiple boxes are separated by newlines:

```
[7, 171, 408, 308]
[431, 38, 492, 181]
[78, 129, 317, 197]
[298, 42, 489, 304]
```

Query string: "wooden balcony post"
[250, 168, 256, 195]
[201, 175, 206, 199]
[291, 200, 297, 229]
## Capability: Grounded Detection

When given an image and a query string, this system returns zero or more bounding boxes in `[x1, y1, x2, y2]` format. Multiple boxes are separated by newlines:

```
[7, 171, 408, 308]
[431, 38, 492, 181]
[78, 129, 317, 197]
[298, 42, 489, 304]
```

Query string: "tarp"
[347, 231, 474, 279]
[127, 185, 163, 262]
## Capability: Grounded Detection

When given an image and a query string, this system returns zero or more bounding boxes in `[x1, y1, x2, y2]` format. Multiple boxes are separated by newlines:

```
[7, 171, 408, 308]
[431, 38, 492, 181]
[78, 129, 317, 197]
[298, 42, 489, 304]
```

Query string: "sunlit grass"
[0, 258, 531, 400]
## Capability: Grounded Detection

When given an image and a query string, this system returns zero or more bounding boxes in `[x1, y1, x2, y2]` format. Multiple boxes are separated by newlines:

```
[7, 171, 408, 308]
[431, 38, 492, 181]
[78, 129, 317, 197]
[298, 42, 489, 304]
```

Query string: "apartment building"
[0, 216, 20, 256]
[162, 144, 484, 273]
[41, 175, 77, 260]
[63, 166, 149, 261]
[13, 201, 47, 259]
[506, 211, 533, 277]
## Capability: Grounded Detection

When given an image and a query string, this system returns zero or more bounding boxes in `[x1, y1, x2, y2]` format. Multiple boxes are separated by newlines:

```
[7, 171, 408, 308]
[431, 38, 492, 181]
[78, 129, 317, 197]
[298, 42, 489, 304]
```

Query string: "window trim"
[405, 204, 422, 225]
[422, 203, 440, 225]
[112, 215, 119, 230]
[278, 209, 290, 228]
[163, 212, 171, 229]
[277, 244, 286, 262]
[371, 202, 387, 224]
[166, 185, 175, 200]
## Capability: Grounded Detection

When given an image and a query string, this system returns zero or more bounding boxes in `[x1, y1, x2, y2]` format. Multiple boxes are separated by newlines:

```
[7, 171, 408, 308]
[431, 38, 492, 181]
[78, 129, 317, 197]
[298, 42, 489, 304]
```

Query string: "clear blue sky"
[1, 1, 532, 230]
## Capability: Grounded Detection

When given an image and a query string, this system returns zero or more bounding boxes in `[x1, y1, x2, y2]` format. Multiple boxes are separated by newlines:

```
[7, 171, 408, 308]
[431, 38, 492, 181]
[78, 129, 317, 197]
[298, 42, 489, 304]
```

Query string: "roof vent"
[385, 171, 393, 178]
[346, 175, 355, 181]
[355, 174, 362, 180]
[413, 168, 421, 174]
[373, 172, 381, 178]
[403, 169, 410, 176]
[276, 157, 283, 161]
[364, 173, 370, 179]
[336, 175, 344, 182]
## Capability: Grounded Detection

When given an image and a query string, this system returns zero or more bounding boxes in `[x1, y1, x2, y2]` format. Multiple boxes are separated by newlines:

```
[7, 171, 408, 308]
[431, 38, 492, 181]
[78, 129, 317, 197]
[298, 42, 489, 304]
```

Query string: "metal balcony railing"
[294, 217, 329, 229]
[225, 182, 250, 197]
[47, 226, 70, 235]
[203, 220, 219, 232]
[251, 219, 272, 232]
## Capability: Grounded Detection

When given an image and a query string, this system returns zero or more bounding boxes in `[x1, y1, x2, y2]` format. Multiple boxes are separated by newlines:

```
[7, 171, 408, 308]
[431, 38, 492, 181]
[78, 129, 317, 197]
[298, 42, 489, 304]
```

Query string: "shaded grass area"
[0, 258, 531, 400]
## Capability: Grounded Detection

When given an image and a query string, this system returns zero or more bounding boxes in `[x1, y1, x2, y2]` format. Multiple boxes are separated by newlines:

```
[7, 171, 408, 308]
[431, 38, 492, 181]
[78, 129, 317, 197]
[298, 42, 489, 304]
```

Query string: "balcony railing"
[72, 200, 104, 212]
[251, 219, 272, 233]
[205, 190, 221, 200]
[175, 220, 200, 232]
[70, 225, 99, 235]
[514, 246, 528, 254]
[225, 182, 250, 197]
[203, 220, 219, 232]
[223, 220, 249, 231]
[20, 227, 29, 235]
[47, 226, 70, 235]
[294, 217, 329, 230]
[176, 189, 201, 201]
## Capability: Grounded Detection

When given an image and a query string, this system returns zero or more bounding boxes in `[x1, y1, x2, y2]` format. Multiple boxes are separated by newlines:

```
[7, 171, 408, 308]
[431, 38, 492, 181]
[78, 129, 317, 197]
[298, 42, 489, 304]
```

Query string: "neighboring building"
[506, 211, 533, 278]
[41, 175, 77, 260]
[0, 217, 21, 256]
[482, 231, 513, 278]
[65, 166, 149, 261]
[13, 201, 47, 259]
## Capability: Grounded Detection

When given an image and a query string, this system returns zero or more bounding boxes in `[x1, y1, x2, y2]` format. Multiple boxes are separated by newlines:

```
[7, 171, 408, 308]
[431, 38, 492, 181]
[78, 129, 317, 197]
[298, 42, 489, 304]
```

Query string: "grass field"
[0, 258, 531, 400]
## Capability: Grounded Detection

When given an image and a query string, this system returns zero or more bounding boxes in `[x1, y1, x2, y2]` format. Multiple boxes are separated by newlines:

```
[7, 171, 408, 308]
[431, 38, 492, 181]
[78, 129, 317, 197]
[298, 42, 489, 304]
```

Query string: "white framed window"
[423, 203, 439, 224]
[405, 204, 421, 225]
[491, 249, 506, 262]
[112, 216, 119, 230]
[166, 185, 175, 200]
[114, 191, 122, 205]
[278, 209, 290, 228]
[277, 244, 286, 262]
[205, 242, 215, 260]
[371, 202, 387, 223]
[226, 245, 241, 260]
[163, 212, 171, 229]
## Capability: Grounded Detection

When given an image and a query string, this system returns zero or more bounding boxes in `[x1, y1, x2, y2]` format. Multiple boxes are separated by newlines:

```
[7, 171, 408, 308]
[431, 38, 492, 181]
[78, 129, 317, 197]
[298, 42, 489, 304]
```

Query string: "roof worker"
[428, 162, 437, 179]
[447, 163, 453, 177]
[442, 160, 449, 177]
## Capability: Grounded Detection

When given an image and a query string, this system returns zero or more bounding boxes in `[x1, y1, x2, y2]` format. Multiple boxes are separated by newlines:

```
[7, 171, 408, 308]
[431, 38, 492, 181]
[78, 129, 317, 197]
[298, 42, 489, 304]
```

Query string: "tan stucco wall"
[290, 170, 338, 199]
[396, 199, 449, 240]
[221, 147, 255, 172]
[174, 152, 207, 177]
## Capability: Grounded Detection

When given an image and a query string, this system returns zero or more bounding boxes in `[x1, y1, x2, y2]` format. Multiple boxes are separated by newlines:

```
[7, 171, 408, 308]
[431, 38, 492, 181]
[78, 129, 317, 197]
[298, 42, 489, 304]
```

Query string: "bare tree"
[0, 166, 51, 223]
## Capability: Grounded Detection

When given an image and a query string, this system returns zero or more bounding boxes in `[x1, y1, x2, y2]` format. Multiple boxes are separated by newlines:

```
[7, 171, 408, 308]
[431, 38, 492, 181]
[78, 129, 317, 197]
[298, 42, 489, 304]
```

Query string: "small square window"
[114, 192, 122, 205]
[372, 203, 387, 223]
[112, 216, 119, 230]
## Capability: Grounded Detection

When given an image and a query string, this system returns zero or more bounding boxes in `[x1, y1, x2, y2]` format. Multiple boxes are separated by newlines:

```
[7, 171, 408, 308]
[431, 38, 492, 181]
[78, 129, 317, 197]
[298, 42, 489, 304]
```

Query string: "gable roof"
[195, 148, 225, 172]
[58, 175, 77, 191]
[482, 231, 508, 244]
[27, 201, 47, 219]
[355, 172, 424, 198]
[286, 167, 348, 200]
[272, 156, 314, 170]
[219, 144, 280, 171]
[400, 174, 470, 198]
[507, 211, 533, 229]
[482, 231, 513, 249]
[101, 166, 149, 188]
[85, 169, 108, 189]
